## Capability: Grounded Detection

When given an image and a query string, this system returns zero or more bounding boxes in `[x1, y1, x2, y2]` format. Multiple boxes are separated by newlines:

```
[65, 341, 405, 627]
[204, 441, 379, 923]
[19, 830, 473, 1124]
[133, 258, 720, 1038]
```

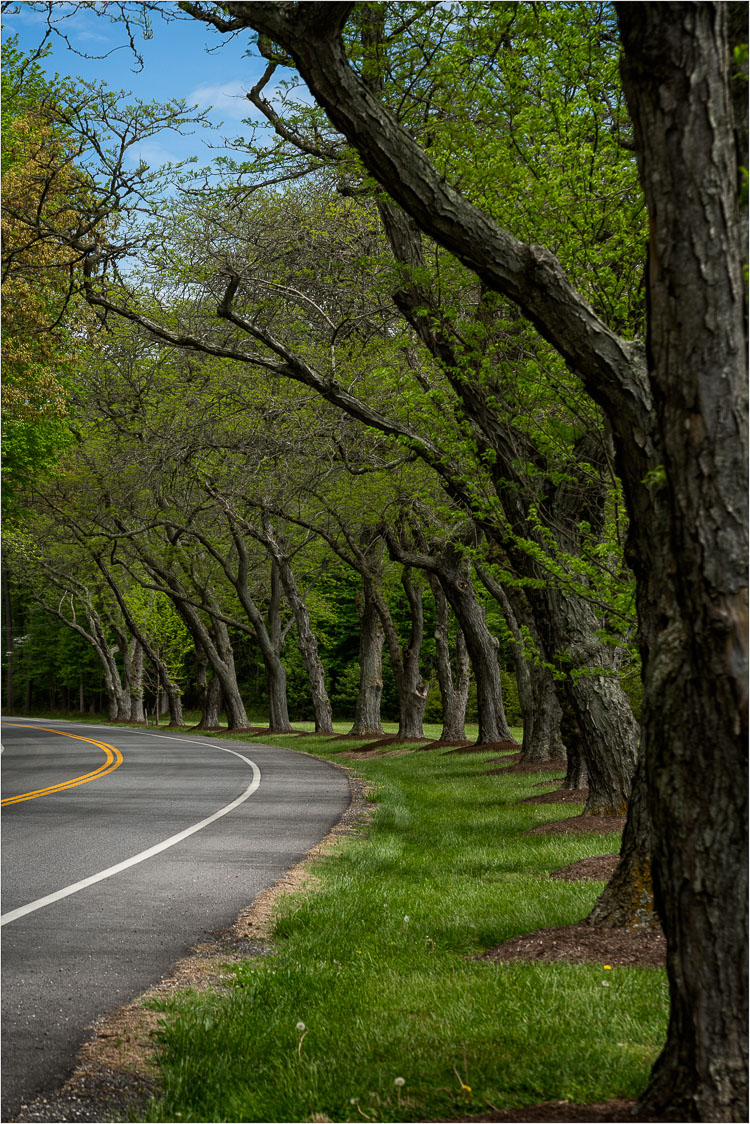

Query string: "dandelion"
[602, 981, 610, 987]
[296, 1021, 309, 1056]
[603, 964, 612, 970]
[403, 915, 410, 923]
[394, 1077, 405, 1106]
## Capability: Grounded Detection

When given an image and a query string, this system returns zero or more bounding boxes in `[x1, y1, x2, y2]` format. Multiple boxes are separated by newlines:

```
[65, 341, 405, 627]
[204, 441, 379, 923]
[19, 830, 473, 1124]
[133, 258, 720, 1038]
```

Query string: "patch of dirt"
[520, 787, 589, 804]
[477, 921, 666, 968]
[12, 766, 373, 1124]
[551, 855, 620, 882]
[442, 739, 521, 755]
[528, 815, 626, 835]
[501, 759, 571, 777]
[427, 1098, 655, 1121]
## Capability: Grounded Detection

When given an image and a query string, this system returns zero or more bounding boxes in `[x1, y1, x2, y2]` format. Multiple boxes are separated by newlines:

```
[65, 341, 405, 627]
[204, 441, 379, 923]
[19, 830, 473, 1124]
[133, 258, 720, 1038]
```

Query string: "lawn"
[138, 729, 667, 1123]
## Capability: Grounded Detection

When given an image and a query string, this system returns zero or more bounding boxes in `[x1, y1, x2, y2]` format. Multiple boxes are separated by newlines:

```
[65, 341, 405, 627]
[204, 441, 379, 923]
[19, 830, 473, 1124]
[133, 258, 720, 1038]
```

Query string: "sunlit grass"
[141, 737, 667, 1123]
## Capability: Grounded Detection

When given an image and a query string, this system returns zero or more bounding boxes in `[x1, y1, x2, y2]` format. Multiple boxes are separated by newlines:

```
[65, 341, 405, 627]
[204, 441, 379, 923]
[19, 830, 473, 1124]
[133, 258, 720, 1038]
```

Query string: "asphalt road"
[0, 719, 351, 1120]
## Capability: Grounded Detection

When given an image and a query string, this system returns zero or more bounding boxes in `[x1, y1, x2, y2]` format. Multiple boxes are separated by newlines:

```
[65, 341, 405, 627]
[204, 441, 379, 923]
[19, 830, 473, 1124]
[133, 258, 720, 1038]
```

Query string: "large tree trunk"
[429, 575, 469, 742]
[615, 7, 749, 1118]
[349, 577, 386, 737]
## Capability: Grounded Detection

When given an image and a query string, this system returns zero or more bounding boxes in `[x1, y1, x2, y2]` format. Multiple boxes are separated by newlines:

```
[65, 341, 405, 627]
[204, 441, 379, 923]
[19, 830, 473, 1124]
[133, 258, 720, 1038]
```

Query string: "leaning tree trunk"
[478, 569, 565, 763]
[438, 553, 517, 747]
[529, 585, 638, 815]
[615, 7, 749, 1118]
[349, 577, 386, 737]
[373, 567, 429, 740]
[428, 575, 470, 742]
[262, 517, 334, 733]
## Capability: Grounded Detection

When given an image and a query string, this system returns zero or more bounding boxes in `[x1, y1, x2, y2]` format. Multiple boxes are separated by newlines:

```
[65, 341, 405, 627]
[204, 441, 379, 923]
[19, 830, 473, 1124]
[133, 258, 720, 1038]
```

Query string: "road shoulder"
[11, 763, 371, 1124]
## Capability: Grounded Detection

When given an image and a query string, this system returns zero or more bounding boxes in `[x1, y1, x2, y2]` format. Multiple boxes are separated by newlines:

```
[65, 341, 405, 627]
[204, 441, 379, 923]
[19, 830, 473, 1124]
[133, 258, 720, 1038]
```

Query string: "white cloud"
[187, 79, 315, 124]
[187, 81, 253, 121]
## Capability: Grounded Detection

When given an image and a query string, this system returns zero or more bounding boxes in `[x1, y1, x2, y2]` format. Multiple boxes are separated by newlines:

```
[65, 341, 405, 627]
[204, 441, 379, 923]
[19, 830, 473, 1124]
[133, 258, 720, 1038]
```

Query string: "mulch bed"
[550, 854, 620, 882]
[477, 922, 666, 968]
[527, 815, 626, 835]
[520, 787, 589, 804]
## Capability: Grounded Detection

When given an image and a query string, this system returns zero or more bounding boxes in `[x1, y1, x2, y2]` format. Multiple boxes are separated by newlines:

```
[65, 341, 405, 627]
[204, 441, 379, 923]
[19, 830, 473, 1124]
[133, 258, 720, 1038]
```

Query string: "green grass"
[138, 732, 668, 1123]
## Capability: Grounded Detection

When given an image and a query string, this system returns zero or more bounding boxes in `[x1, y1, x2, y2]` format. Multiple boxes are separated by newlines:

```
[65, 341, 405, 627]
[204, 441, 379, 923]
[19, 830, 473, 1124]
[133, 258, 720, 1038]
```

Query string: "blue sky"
[3, 1, 306, 169]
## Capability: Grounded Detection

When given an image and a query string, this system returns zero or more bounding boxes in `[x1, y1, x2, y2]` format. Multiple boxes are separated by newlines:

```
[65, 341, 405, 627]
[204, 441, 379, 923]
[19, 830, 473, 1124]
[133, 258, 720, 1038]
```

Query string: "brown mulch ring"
[520, 787, 589, 805]
[527, 814, 626, 835]
[477, 921, 666, 968]
[427, 1097, 655, 1121]
[551, 855, 620, 882]
[497, 755, 571, 775]
[442, 739, 521, 755]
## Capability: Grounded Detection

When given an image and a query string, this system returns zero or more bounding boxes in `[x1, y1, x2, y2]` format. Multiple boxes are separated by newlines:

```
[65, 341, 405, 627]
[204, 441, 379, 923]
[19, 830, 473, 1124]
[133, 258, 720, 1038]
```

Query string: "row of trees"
[1, 4, 746, 1119]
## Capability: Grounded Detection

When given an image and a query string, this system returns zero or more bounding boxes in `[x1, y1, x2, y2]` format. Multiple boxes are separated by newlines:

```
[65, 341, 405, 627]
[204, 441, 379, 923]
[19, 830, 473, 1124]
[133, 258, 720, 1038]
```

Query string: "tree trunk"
[128, 640, 146, 723]
[615, 7, 749, 1117]
[478, 570, 565, 763]
[262, 517, 334, 733]
[349, 577, 386, 737]
[586, 745, 656, 930]
[373, 567, 428, 740]
[437, 554, 517, 747]
[264, 560, 292, 731]
[429, 575, 469, 741]
[194, 645, 222, 729]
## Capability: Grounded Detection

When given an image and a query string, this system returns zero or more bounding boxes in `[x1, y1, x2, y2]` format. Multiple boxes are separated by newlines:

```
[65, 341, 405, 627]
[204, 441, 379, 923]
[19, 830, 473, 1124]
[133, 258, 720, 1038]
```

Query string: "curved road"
[1, 719, 350, 1120]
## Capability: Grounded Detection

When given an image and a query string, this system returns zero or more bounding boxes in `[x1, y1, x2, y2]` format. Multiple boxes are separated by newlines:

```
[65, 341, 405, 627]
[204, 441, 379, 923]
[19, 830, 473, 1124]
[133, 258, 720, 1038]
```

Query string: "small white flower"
[403, 915, 410, 923]
[394, 1076, 406, 1087]
[296, 1020, 306, 1031]
[601, 981, 610, 988]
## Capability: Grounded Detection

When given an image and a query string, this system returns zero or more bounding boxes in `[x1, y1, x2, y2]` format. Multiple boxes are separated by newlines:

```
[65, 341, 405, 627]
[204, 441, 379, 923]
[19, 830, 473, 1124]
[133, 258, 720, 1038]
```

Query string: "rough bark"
[349, 576, 386, 737]
[586, 746, 656, 930]
[428, 574, 469, 742]
[615, 6, 749, 1118]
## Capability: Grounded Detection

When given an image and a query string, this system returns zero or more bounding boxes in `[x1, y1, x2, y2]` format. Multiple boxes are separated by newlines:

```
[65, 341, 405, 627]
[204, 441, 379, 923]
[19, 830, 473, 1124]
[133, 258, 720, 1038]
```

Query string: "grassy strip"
[139, 733, 667, 1123]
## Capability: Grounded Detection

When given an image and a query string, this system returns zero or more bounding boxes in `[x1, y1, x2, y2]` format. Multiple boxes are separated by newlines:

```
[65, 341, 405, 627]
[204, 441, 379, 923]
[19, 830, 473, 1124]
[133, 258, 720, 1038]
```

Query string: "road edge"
[10, 759, 372, 1124]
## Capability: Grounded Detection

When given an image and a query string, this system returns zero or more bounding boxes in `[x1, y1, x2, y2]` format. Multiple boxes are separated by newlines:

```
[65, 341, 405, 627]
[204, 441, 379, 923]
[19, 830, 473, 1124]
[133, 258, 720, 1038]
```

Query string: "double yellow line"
[1, 725, 124, 806]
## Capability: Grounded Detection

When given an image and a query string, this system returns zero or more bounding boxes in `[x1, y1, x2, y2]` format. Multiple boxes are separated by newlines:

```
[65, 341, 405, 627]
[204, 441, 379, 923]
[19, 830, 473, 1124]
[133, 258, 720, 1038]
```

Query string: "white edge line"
[1, 738, 262, 927]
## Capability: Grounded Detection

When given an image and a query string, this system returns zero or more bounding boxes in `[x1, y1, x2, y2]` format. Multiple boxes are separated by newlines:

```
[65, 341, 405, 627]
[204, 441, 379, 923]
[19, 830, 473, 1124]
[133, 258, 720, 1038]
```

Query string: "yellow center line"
[1, 725, 124, 806]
